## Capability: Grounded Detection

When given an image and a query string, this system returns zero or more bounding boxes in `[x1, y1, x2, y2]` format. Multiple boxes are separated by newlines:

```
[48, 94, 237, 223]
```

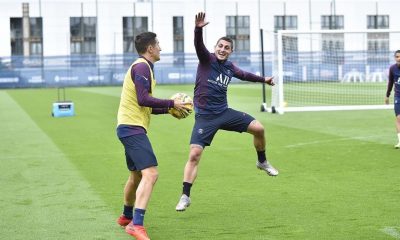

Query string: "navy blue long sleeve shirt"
[193, 27, 264, 115]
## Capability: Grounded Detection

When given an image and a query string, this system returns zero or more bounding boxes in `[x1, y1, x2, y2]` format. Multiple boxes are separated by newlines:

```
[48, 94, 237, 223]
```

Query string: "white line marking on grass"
[285, 135, 389, 148]
[382, 227, 400, 239]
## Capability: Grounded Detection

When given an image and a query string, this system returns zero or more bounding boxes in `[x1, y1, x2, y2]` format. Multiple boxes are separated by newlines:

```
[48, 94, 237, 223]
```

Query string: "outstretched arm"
[232, 64, 275, 86]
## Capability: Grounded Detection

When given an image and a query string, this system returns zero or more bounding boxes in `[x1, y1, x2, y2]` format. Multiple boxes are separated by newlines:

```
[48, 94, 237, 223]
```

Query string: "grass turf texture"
[1, 84, 400, 239]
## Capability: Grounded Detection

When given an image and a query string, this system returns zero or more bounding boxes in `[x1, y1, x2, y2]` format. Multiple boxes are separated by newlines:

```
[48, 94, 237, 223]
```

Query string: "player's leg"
[124, 171, 142, 206]
[394, 98, 400, 148]
[176, 145, 203, 211]
[183, 145, 204, 184]
[117, 137, 144, 227]
[176, 115, 217, 211]
[117, 171, 142, 227]
[247, 120, 278, 176]
[120, 134, 157, 240]
[247, 120, 265, 152]
[395, 114, 400, 148]
[125, 167, 157, 240]
[219, 108, 278, 176]
[134, 166, 158, 210]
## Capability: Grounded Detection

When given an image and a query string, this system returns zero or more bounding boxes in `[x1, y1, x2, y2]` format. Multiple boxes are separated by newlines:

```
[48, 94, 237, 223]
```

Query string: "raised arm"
[194, 12, 211, 63]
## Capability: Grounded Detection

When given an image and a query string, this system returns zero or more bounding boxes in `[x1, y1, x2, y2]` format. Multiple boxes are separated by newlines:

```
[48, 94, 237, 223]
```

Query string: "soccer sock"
[397, 133, 400, 143]
[182, 182, 193, 197]
[123, 205, 133, 219]
[133, 208, 146, 226]
[257, 150, 267, 163]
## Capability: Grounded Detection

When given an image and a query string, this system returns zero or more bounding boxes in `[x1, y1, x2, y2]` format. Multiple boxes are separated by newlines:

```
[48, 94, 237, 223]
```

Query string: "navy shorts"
[395, 97, 400, 116]
[190, 108, 255, 148]
[119, 134, 158, 171]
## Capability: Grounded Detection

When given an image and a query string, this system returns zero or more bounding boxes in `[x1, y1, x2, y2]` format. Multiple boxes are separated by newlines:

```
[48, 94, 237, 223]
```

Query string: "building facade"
[0, 0, 399, 87]
[1, 0, 400, 57]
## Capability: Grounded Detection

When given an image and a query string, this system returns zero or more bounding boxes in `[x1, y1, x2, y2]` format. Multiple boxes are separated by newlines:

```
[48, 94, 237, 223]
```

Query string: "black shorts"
[190, 108, 255, 148]
[119, 134, 158, 171]
[395, 97, 400, 116]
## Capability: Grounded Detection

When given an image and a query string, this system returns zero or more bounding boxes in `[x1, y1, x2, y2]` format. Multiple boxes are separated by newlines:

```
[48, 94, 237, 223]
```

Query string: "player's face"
[395, 53, 400, 66]
[214, 40, 233, 61]
[150, 39, 162, 62]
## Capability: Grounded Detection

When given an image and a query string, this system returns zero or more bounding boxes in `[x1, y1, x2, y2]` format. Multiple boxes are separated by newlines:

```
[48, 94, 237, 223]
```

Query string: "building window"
[321, 15, 344, 64]
[10, 18, 23, 55]
[367, 15, 389, 29]
[367, 15, 389, 64]
[274, 15, 297, 31]
[226, 15, 250, 52]
[274, 15, 298, 63]
[70, 17, 97, 55]
[10, 17, 43, 56]
[321, 15, 344, 30]
[123, 17, 148, 54]
[173, 16, 184, 65]
[29, 17, 43, 56]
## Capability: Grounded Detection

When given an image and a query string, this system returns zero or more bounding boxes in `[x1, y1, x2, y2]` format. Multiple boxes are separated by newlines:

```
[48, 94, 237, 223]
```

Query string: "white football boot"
[175, 194, 191, 211]
[395, 142, 400, 149]
[257, 161, 279, 176]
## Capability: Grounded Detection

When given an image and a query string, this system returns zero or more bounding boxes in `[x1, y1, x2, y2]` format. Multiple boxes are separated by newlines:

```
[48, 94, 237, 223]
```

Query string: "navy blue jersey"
[387, 63, 400, 98]
[193, 27, 264, 115]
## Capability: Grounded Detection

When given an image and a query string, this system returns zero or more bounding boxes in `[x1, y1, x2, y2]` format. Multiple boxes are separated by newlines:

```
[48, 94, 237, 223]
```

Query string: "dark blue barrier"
[0, 51, 391, 88]
[0, 52, 270, 88]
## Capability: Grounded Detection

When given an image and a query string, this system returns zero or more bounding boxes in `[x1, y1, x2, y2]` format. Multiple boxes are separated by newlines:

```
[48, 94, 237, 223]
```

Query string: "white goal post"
[271, 29, 400, 114]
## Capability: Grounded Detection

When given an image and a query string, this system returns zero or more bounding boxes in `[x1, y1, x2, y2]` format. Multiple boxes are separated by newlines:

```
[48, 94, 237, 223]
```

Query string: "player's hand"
[265, 76, 275, 86]
[170, 99, 193, 119]
[195, 12, 209, 28]
[385, 97, 389, 105]
[169, 108, 190, 119]
[173, 98, 192, 112]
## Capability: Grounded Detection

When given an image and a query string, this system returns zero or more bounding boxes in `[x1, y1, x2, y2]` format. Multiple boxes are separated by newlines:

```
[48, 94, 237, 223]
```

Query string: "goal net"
[271, 29, 400, 113]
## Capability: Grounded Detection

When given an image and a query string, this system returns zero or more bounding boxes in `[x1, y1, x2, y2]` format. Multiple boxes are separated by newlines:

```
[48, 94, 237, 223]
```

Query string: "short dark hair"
[395, 50, 400, 56]
[216, 36, 234, 50]
[135, 32, 157, 54]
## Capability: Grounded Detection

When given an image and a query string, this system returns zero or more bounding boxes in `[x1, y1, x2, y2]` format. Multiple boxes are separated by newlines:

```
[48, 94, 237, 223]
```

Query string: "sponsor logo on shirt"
[208, 74, 230, 87]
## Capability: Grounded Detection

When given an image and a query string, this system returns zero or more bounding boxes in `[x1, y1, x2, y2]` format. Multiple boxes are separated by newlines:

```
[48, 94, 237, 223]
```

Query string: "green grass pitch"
[1, 84, 399, 239]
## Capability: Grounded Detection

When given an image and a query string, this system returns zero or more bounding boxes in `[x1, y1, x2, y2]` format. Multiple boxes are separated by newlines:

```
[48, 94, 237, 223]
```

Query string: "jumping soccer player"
[116, 32, 188, 240]
[175, 12, 278, 211]
[385, 49, 400, 149]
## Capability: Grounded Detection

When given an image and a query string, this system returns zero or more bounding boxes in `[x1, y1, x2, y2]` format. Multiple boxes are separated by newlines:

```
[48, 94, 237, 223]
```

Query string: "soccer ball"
[169, 93, 193, 119]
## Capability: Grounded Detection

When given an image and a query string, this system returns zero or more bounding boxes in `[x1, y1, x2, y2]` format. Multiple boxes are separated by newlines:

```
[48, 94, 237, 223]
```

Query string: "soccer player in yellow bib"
[116, 32, 188, 240]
